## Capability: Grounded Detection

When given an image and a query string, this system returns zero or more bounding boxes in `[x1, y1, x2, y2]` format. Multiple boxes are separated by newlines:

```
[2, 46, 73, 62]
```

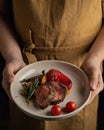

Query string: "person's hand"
[2, 58, 26, 100]
[81, 54, 104, 104]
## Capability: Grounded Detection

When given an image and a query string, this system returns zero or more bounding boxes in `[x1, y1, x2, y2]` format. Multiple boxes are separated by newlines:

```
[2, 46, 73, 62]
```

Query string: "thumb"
[8, 73, 14, 83]
[88, 70, 98, 90]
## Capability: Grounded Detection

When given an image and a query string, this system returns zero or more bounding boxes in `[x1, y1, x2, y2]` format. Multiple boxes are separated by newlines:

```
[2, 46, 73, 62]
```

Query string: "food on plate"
[21, 69, 72, 109]
[35, 81, 67, 109]
[46, 69, 72, 90]
[65, 101, 77, 112]
[51, 101, 77, 116]
[51, 105, 62, 116]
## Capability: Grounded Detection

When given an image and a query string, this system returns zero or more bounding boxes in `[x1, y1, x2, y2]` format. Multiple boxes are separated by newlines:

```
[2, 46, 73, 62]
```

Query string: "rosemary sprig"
[25, 76, 39, 100]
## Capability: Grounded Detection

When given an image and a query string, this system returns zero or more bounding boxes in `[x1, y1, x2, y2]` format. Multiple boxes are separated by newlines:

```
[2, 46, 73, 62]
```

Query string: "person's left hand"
[81, 54, 104, 104]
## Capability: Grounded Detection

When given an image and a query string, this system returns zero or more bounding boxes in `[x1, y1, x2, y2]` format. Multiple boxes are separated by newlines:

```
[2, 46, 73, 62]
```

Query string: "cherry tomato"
[66, 101, 77, 113]
[51, 105, 62, 116]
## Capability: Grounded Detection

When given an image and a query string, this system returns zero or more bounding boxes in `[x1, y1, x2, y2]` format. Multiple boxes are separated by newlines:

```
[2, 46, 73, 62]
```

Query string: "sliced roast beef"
[34, 83, 55, 109]
[50, 81, 67, 104]
[34, 81, 67, 109]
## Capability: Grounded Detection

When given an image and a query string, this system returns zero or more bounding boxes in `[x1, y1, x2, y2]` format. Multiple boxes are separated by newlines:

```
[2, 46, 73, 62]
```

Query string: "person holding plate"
[0, 0, 104, 130]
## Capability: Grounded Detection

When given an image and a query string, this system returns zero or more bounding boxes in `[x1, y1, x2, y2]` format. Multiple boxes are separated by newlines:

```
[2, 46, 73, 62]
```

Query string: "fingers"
[1, 60, 26, 100]
[81, 55, 104, 104]
[86, 69, 104, 104]
[2, 64, 15, 100]
[2, 79, 13, 101]
[87, 81, 104, 105]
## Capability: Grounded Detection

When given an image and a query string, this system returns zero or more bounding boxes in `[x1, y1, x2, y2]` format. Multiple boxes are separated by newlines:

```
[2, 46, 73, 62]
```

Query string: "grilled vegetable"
[23, 77, 39, 100]
[46, 69, 72, 90]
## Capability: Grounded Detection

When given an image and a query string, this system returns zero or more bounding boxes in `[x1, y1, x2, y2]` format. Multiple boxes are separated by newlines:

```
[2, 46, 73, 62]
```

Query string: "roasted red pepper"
[46, 69, 72, 90]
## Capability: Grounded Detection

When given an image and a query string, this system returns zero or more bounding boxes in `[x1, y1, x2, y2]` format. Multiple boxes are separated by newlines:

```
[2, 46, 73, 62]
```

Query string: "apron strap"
[23, 29, 37, 64]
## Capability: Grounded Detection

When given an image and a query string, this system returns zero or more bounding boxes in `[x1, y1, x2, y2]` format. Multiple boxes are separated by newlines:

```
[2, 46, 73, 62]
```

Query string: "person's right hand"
[2, 58, 26, 100]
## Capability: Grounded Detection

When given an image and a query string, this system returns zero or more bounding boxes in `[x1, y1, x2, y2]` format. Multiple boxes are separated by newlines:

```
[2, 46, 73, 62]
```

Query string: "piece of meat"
[34, 83, 55, 109]
[50, 81, 67, 104]
[34, 81, 67, 109]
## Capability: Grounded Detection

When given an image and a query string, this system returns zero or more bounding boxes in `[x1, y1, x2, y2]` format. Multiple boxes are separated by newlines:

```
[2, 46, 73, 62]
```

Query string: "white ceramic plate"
[10, 60, 91, 120]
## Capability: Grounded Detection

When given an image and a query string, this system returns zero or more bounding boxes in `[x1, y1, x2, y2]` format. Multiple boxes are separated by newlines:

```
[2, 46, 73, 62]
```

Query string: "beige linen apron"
[10, 0, 103, 130]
